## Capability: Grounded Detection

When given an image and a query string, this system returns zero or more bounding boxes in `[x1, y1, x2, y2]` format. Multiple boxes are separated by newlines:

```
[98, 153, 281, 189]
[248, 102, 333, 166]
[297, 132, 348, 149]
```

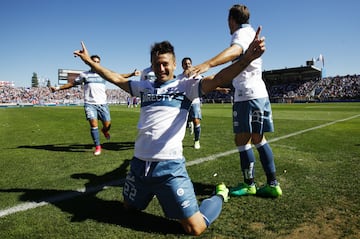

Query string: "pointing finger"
[255, 26, 262, 40]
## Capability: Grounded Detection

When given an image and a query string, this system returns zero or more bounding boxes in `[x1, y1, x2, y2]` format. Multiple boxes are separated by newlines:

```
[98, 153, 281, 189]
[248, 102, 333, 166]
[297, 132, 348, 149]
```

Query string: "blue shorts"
[189, 103, 202, 120]
[233, 98, 274, 134]
[84, 103, 111, 122]
[123, 157, 199, 220]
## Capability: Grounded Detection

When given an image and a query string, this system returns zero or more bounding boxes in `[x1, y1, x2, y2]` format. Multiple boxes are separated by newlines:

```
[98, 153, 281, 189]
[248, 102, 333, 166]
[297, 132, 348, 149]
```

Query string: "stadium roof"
[263, 65, 322, 83]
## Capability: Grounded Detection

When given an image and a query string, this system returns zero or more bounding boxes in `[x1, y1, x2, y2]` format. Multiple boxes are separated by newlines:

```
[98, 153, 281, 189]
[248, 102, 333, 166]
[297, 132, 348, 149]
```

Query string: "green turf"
[0, 103, 359, 238]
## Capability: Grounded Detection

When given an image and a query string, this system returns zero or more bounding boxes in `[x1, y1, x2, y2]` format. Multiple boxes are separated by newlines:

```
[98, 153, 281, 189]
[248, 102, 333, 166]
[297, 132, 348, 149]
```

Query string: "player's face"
[182, 60, 192, 71]
[152, 53, 176, 82]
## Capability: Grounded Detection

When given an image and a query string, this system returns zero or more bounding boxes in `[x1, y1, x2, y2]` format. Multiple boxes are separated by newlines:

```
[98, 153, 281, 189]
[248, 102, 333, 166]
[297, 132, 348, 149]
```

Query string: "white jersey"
[177, 73, 202, 104]
[231, 24, 268, 102]
[129, 77, 201, 161]
[140, 66, 156, 82]
[74, 71, 107, 104]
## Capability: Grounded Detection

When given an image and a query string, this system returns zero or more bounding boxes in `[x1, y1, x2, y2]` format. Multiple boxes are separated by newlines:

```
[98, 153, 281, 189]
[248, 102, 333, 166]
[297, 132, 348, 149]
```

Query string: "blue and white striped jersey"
[129, 76, 202, 161]
[74, 71, 107, 104]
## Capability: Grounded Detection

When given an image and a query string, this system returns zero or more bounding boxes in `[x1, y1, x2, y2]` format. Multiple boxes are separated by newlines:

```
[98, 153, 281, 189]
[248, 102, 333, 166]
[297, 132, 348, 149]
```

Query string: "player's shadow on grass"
[0, 187, 184, 235]
[193, 181, 217, 200]
[71, 159, 131, 188]
[0, 160, 189, 235]
[17, 143, 93, 152]
[102, 141, 134, 151]
[17, 141, 134, 152]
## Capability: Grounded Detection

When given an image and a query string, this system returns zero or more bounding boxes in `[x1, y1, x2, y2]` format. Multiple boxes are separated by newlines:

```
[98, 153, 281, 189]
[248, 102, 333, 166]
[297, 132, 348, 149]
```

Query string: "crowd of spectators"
[202, 89, 233, 103]
[106, 88, 130, 104]
[316, 75, 360, 100]
[1, 74, 359, 106]
[268, 80, 315, 99]
[268, 74, 360, 102]
[0, 85, 130, 105]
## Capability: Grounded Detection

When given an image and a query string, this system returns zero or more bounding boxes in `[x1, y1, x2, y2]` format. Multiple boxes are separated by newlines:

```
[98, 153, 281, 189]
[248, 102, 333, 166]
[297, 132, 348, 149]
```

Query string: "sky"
[1, 0, 359, 88]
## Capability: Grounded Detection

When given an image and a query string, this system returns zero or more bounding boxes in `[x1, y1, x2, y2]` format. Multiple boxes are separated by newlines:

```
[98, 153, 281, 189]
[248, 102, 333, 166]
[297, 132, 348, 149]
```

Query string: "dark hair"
[91, 55, 101, 61]
[181, 57, 192, 65]
[228, 4, 250, 25]
[150, 41, 175, 61]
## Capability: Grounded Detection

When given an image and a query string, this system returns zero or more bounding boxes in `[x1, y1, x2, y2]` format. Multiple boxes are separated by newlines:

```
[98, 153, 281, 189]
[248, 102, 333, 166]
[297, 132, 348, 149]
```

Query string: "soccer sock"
[238, 144, 256, 185]
[91, 127, 100, 146]
[199, 195, 223, 227]
[194, 124, 201, 141]
[255, 141, 277, 185]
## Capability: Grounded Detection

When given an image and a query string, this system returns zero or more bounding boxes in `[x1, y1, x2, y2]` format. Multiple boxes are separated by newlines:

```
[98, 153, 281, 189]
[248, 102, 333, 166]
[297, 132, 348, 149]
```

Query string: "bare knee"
[235, 133, 251, 146]
[89, 119, 98, 128]
[182, 224, 206, 236]
[102, 121, 111, 131]
[180, 212, 207, 236]
[251, 134, 265, 145]
[193, 118, 201, 126]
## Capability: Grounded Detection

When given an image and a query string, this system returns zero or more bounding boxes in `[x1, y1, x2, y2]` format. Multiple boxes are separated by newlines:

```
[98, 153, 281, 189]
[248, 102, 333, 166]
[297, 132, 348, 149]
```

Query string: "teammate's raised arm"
[201, 26, 265, 94]
[74, 41, 131, 93]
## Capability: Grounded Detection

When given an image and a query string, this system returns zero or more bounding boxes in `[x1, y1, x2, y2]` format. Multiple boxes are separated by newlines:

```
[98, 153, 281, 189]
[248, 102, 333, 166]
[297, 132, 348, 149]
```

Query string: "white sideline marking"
[187, 114, 360, 166]
[0, 179, 124, 218]
[1, 114, 359, 218]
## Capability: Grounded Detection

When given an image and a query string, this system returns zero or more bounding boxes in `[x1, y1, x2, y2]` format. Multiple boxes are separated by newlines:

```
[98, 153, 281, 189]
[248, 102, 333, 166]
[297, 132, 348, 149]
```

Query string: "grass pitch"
[0, 102, 359, 239]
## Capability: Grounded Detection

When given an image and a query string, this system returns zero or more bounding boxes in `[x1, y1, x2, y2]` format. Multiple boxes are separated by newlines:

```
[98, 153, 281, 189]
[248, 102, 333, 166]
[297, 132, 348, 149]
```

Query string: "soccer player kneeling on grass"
[73, 27, 265, 235]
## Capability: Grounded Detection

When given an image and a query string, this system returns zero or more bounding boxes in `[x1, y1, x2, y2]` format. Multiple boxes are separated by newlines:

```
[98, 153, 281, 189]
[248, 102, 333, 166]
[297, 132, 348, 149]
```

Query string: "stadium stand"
[266, 74, 360, 103]
[0, 86, 130, 106]
[1, 74, 359, 107]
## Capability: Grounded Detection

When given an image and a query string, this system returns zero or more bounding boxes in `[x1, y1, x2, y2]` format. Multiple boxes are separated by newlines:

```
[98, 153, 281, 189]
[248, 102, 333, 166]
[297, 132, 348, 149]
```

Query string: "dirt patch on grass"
[251, 207, 359, 239]
[282, 208, 358, 239]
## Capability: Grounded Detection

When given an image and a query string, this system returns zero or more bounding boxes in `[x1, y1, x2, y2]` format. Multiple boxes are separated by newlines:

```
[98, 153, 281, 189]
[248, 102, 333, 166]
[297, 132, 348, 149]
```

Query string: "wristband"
[55, 86, 60, 90]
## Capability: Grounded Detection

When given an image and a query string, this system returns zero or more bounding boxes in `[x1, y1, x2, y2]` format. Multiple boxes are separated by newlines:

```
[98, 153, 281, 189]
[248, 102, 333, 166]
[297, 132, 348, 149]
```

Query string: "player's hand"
[217, 87, 231, 94]
[185, 63, 209, 78]
[246, 26, 265, 59]
[134, 69, 141, 76]
[73, 41, 91, 63]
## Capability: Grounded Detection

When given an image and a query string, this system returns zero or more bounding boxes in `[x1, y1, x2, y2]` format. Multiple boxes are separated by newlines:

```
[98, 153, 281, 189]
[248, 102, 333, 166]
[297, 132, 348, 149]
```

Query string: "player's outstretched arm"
[50, 82, 75, 93]
[186, 44, 241, 78]
[119, 69, 141, 79]
[201, 26, 265, 94]
[73, 42, 130, 93]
